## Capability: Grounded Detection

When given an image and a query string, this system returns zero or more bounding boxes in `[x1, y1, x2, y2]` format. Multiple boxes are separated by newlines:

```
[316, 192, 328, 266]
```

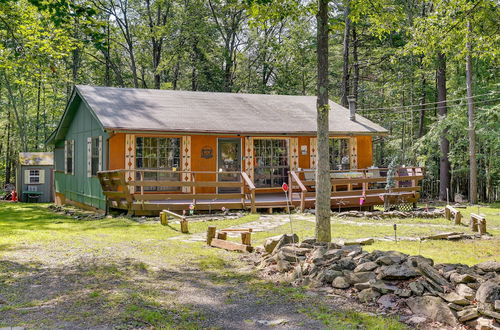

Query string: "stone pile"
[258, 234, 500, 329]
[336, 209, 444, 219]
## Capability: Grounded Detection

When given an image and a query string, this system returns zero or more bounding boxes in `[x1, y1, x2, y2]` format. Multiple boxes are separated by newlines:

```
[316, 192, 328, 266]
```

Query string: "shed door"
[217, 138, 241, 193]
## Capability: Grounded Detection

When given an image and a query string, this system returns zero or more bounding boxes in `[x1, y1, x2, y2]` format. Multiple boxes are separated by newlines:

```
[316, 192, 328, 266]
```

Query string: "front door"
[217, 138, 241, 193]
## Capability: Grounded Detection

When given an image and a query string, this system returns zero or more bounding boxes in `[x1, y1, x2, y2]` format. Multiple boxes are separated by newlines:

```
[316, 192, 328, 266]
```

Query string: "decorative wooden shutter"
[309, 137, 318, 169]
[125, 134, 136, 193]
[181, 136, 191, 193]
[39, 169, 45, 184]
[71, 140, 75, 175]
[24, 170, 30, 183]
[289, 137, 299, 171]
[87, 137, 92, 177]
[349, 137, 358, 169]
[244, 137, 254, 181]
[98, 136, 103, 171]
[64, 141, 68, 174]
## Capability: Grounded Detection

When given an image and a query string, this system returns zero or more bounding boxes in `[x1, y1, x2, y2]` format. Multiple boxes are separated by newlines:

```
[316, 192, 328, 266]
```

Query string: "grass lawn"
[0, 203, 407, 329]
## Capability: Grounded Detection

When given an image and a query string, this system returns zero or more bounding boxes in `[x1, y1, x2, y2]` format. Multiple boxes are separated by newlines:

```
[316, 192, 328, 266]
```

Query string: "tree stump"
[160, 211, 168, 225]
[241, 232, 251, 246]
[470, 213, 485, 234]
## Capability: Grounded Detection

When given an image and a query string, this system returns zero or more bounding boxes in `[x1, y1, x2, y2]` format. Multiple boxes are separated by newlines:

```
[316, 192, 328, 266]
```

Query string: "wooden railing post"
[241, 172, 256, 213]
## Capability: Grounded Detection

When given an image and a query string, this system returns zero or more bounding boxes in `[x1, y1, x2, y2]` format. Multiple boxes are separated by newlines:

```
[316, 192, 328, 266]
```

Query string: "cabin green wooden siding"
[54, 98, 108, 210]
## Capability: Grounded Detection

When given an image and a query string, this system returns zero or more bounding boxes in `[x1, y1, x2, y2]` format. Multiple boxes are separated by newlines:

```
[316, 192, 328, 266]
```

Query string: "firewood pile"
[256, 234, 500, 328]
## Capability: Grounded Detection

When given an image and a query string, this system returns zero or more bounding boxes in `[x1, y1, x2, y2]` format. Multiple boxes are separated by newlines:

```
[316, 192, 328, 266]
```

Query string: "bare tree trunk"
[340, 2, 350, 107]
[437, 53, 450, 201]
[5, 110, 11, 185]
[315, 0, 331, 242]
[466, 21, 477, 204]
[352, 24, 359, 102]
[35, 79, 41, 150]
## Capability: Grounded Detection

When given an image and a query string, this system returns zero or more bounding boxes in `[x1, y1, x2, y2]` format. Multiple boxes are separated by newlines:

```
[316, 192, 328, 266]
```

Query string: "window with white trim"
[253, 139, 289, 188]
[65, 140, 74, 174]
[29, 170, 40, 183]
[88, 136, 102, 176]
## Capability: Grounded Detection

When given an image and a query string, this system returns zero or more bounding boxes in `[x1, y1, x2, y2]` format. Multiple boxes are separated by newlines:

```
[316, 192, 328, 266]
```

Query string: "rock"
[345, 271, 376, 284]
[277, 259, 292, 272]
[479, 309, 500, 321]
[457, 308, 480, 322]
[440, 292, 471, 305]
[476, 261, 500, 272]
[370, 280, 398, 294]
[466, 317, 500, 330]
[406, 296, 458, 326]
[450, 272, 477, 284]
[354, 282, 371, 291]
[323, 249, 342, 260]
[416, 261, 450, 287]
[377, 294, 398, 309]
[405, 315, 427, 325]
[265, 234, 298, 253]
[309, 246, 327, 264]
[332, 276, 350, 289]
[340, 245, 362, 253]
[331, 257, 356, 271]
[495, 300, 500, 311]
[318, 269, 343, 283]
[301, 238, 317, 245]
[281, 246, 311, 256]
[476, 279, 500, 303]
[358, 288, 381, 303]
[256, 319, 288, 326]
[456, 283, 476, 300]
[395, 288, 412, 298]
[343, 238, 374, 246]
[409, 281, 425, 296]
[354, 262, 378, 273]
[407, 255, 434, 267]
[379, 264, 419, 280]
[448, 303, 465, 311]
[375, 255, 400, 266]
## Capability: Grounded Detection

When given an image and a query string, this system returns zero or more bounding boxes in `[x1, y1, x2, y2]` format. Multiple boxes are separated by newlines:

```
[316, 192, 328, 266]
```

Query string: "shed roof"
[55, 85, 388, 139]
[19, 152, 53, 166]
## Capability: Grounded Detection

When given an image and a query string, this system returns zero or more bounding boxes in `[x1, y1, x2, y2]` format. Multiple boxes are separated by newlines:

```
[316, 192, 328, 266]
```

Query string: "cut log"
[241, 232, 251, 246]
[160, 211, 168, 225]
[210, 238, 253, 252]
[207, 226, 216, 245]
[180, 219, 189, 233]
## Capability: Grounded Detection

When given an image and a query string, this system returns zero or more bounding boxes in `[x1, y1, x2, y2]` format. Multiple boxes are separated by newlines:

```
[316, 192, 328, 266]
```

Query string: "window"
[88, 136, 102, 176]
[65, 140, 74, 174]
[329, 138, 350, 170]
[29, 170, 40, 183]
[253, 139, 289, 188]
[135, 137, 181, 191]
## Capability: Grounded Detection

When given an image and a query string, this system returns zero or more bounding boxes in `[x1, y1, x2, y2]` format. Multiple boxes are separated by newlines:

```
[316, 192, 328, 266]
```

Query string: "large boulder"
[264, 234, 299, 253]
[406, 296, 458, 326]
[476, 278, 500, 303]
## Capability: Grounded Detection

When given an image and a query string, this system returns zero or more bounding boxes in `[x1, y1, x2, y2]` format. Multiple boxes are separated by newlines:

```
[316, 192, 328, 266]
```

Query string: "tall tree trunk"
[466, 21, 477, 204]
[437, 53, 450, 201]
[315, 0, 331, 242]
[5, 110, 11, 185]
[340, 2, 350, 107]
[352, 24, 359, 102]
[418, 57, 426, 138]
[35, 79, 41, 150]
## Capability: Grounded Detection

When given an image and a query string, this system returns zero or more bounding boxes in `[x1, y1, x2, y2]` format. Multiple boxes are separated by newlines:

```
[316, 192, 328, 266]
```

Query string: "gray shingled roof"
[76, 85, 387, 135]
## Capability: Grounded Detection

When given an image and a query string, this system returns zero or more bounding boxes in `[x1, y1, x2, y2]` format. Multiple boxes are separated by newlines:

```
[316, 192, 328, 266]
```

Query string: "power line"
[356, 91, 499, 112]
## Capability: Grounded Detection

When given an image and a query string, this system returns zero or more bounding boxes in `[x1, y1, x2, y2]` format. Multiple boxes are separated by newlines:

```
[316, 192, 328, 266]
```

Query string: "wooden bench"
[206, 226, 253, 252]
[445, 205, 462, 225]
[160, 209, 189, 233]
[470, 213, 486, 234]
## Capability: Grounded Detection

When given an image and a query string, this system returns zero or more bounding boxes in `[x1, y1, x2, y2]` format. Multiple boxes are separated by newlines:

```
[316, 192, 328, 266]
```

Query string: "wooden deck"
[97, 167, 424, 215]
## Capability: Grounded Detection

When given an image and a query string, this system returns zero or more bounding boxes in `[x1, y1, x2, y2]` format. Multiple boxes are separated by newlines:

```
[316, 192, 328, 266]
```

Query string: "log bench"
[445, 205, 462, 225]
[160, 209, 189, 233]
[470, 213, 486, 234]
[206, 226, 253, 252]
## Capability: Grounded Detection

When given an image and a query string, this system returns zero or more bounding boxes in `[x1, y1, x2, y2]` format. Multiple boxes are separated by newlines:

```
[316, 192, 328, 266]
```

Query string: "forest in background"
[0, 0, 498, 202]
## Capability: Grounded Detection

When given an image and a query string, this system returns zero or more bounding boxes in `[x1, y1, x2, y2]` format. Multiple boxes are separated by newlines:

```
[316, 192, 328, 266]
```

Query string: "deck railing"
[97, 169, 256, 213]
[288, 167, 424, 212]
